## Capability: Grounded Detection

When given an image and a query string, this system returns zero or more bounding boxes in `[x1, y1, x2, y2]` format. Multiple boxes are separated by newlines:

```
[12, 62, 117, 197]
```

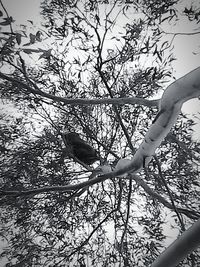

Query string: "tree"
[0, 0, 200, 266]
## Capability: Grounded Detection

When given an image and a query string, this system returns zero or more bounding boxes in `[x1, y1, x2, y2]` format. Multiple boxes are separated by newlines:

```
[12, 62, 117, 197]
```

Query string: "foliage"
[0, 0, 200, 266]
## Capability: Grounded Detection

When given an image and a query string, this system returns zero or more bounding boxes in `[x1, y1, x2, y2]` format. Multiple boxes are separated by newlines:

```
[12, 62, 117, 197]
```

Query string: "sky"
[2, 0, 200, 138]
[2, 1, 200, 81]
[3, 0, 200, 73]
[3, 0, 41, 22]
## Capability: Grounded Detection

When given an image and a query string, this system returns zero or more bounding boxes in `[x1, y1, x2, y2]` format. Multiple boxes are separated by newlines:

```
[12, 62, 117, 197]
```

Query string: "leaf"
[153, 45, 158, 56]
[16, 58, 22, 67]
[160, 40, 169, 50]
[157, 51, 162, 62]
[95, 14, 100, 24]
[27, 20, 33, 24]
[16, 33, 22, 45]
[0, 31, 11, 35]
[107, 19, 113, 24]
[23, 42, 31, 46]
[22, 48, 41, 54]
[29, 33, 36, 44]
[28, 104, 35, 109]
[21, 30, 27, 37]
[0, 10, 3, 17]
[0, 20, 10, 26]
[22, 49, 34, 54]
[0, 16, 14, 25]
[0, 36, 8, 42]
[39, 49, 52, 59]
[35, 31, 42, 41]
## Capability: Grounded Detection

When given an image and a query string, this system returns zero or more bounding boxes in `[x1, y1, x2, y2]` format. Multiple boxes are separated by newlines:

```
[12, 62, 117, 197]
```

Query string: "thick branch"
[0, 174, 108, 197]
[102, 67, 200, 178]
[1, 69, 200, 225]
[151, 218, 200, 267]
[1, 172, 198, 220]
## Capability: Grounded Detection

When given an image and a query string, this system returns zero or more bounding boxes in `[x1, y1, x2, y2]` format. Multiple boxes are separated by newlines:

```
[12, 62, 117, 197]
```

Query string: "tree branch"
[0, 71, 159, 108]
[151, 218, 200, 267]
[131, 174, 200, 220]
[154, 156, 185, 231]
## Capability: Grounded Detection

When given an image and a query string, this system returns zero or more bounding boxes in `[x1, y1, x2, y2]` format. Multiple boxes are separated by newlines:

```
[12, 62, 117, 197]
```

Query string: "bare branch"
[0, 71, 159, 108]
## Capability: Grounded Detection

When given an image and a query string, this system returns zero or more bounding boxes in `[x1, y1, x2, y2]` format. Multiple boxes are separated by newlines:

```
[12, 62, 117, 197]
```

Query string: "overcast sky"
[1, 0, 200, 137]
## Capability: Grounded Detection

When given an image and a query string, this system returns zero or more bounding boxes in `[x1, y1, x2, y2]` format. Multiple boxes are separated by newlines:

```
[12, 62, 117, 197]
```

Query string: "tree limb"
[0, 71, 159, 107]
[151, 218, 200, 267]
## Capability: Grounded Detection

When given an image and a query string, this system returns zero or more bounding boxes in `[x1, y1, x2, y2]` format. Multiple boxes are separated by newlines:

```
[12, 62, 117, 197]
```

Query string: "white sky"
[3, 0, 200, 138]
[2, 0, 200, 79]
[3, 0, 41, 22]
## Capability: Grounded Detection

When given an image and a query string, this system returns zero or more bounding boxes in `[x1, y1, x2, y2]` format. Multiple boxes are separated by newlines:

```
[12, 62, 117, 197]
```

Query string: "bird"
[63, 132, 100, 165]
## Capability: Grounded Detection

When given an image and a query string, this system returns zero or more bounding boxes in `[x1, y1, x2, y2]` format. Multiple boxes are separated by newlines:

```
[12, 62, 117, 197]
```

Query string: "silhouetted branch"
[0, 72, 159, 107]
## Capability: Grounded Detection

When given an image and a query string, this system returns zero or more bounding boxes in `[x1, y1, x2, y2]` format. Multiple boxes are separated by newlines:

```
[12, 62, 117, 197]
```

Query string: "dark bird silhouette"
[63, 132, 100, 165]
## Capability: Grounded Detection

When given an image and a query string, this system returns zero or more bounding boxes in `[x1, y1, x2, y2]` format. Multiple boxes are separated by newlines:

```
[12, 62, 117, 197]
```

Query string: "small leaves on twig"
[0, 16, 14, 26]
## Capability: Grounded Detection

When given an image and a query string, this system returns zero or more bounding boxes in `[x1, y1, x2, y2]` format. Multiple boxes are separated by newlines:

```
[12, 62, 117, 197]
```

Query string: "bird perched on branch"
[63, 132, 100, 165]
